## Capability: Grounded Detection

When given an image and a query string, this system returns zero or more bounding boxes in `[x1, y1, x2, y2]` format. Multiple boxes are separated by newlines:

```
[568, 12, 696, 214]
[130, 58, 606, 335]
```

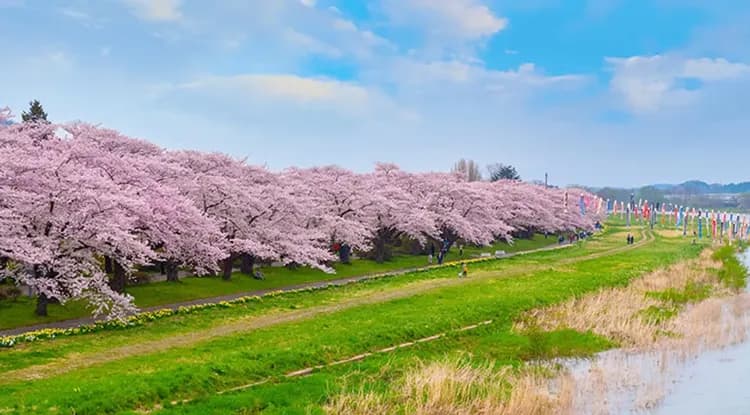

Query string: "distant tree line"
[451, 159, 521, 182]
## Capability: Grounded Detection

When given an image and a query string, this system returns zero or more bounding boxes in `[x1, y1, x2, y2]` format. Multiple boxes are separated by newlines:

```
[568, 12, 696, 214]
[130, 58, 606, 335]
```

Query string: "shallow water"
[655, 248, 750, 415]
[561, 249, 750, 414]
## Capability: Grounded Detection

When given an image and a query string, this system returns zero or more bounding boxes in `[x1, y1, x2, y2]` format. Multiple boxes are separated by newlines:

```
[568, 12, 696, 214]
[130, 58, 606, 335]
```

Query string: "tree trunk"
[159, 262, 166, 275]
[35, 293, 49, 316]
[239, 254, 254, 275]
[104, 256, 113, 274]
[165, 261, 179, 282]
[110, 260, 127, 293]
[221, 256, 234, 281]
[374, 237, 386, 263]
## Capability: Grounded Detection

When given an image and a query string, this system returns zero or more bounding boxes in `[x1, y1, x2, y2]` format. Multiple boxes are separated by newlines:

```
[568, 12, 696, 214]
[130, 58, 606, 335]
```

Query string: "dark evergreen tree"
[487, 163, 520, 181]
[21, 100, 49, 123]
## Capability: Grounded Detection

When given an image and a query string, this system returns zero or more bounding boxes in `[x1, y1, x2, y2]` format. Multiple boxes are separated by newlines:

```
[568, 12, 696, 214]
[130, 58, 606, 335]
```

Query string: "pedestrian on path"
[458, 244, 464, 257]
[458, 262, 468, 278]
[428, 244, 434, 264]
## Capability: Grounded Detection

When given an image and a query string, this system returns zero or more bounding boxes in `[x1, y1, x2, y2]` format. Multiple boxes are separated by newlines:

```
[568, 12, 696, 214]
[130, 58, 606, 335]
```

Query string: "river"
[560, 249, 750, 414]
[655, 248, 750, 415]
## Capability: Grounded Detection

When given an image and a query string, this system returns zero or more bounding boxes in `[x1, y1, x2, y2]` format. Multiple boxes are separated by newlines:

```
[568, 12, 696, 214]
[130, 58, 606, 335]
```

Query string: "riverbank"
[325, 240, 747, 415]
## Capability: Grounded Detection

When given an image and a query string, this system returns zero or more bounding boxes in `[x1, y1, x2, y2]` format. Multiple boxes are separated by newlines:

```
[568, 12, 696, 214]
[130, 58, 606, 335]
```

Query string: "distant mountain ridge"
[653, 180, 750, 195]
[589, 180, 750, 211]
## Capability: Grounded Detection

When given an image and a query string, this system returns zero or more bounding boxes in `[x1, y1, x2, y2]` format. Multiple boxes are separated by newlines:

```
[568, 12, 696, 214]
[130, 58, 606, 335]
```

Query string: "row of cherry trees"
[0, 109, 603, 318]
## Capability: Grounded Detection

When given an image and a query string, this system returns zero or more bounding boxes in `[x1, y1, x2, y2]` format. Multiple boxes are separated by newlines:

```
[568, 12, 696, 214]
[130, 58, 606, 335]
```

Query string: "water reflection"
[655, 248, 750, 415]
[560, 249, 750, 414]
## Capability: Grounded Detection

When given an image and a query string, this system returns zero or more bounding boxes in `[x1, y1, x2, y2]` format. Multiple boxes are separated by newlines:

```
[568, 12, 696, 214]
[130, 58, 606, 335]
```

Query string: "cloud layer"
[0, 0, 749, 187]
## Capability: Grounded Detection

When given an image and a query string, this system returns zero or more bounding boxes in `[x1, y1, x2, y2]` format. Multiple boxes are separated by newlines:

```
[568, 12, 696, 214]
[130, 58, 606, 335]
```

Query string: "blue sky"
[1, 0, 749, 187]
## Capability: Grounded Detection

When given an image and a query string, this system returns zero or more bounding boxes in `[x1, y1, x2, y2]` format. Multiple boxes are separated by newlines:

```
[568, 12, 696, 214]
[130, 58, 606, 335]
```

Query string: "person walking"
[458, 262, 468, 278]
[458, 244, 464, 257]
[428, 244, 435, 264]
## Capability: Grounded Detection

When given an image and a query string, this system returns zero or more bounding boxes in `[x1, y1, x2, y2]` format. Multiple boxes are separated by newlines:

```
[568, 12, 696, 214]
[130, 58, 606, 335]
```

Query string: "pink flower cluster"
[0, 116, 603, 319]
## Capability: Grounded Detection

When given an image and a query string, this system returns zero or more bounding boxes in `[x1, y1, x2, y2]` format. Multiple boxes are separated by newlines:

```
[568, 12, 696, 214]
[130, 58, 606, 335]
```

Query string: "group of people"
[426, 242, 469, 278]
[557, 231, 591, 245]
[626, 233, 635, 245]
[427, 242, 464, 265]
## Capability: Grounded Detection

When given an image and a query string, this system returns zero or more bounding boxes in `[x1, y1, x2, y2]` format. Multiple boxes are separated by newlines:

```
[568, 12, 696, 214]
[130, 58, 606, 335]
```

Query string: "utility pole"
[544, 172, 548, 188]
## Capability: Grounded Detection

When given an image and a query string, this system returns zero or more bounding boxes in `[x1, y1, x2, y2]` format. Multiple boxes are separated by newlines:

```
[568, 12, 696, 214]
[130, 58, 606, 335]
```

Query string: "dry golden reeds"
[515, 250, 724, 348]
[326, 359, 574, 415]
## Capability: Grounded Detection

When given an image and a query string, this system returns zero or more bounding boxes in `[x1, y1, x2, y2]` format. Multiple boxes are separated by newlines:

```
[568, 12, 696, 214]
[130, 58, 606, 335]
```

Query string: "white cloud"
[284, 29, 342, 57]
[328, 16, 392, 54]
[383, 0, 507, 40]
[170, 2, 390, 61]
[682, 58, 750, 80]
[607, 55, 750, 113]
[299, 0, 315, 7]
[178, 74, 371, 105]
[384, 59, 585, 92]
[123, 0, 182, 22]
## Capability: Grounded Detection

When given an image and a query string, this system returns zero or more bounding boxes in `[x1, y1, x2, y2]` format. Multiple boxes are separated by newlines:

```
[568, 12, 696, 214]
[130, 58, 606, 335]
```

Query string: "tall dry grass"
[326, 359, 574, 415]
[515, 250, 725, 348]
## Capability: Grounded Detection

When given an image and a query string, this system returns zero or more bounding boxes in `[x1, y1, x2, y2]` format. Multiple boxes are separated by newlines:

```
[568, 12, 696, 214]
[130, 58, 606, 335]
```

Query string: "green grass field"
[0, 224, 709, 414]
[0, 235, 553, 331]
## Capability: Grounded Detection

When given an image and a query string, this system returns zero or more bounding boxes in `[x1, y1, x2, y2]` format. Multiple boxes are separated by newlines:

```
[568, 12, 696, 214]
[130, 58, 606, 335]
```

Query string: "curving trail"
[0, 229, 653, 385]
[0, 241, 574, 337]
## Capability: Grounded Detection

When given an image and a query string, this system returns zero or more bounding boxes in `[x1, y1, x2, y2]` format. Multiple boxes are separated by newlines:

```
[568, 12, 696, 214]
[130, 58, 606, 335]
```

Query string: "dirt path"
[0, 230, 652, 384]
[0, 242, 574, 338]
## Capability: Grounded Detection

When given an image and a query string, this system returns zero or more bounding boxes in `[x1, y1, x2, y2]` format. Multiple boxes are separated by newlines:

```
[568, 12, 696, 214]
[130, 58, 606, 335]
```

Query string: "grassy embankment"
[0, 224, 709, 414]
[0, 235, 552, 330]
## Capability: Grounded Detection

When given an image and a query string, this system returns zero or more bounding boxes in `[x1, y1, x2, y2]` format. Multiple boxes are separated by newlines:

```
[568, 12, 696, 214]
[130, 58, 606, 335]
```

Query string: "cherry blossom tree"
[169, 151, 333, 279]
[366, 164, 438, 262]
[64, 124, 227, 286]
[282, 166, 376, 258]
[0, 122, 147, 317]
[416, 172, 513, 250]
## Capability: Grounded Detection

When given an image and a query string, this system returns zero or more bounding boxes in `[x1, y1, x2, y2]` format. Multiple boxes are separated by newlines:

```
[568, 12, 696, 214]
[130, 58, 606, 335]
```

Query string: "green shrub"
[712, 245, 748, 290]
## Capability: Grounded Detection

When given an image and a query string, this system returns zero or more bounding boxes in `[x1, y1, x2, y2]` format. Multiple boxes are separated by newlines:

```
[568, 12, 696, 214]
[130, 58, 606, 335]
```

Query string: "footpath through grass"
[0, 226, 705, 414]
[0, 230, 624, 373]
[0, 236, 552, 331]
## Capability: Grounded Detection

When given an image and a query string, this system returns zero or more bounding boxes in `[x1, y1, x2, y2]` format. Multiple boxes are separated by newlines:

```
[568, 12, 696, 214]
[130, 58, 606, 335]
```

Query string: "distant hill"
[588, 180, 750, 211]
[655, 180, 750, 195]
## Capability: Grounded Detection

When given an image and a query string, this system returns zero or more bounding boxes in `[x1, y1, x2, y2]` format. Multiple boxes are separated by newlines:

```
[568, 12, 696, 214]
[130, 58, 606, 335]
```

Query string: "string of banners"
[602, 198, 750, 241]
